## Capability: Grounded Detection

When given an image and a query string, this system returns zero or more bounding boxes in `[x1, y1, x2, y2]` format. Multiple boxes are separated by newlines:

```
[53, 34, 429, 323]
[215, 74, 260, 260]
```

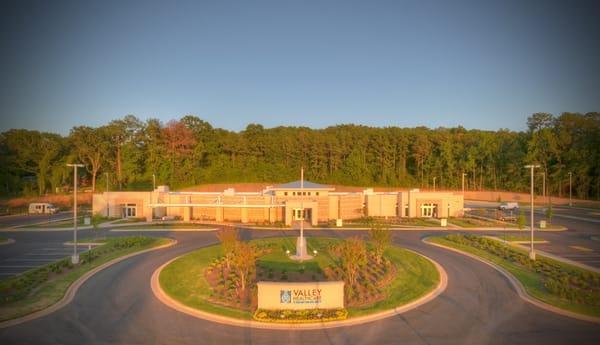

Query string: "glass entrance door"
[293, 208, 311, 221]
[420, 203, 436, 218]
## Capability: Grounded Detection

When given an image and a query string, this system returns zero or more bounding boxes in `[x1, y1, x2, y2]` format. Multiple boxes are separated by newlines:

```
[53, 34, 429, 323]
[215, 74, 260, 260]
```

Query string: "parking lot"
[0, 243, 91, 278]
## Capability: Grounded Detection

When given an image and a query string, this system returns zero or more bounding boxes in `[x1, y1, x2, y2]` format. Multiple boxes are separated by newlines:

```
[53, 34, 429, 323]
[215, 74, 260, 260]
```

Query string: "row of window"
[283, 191, 319, 196]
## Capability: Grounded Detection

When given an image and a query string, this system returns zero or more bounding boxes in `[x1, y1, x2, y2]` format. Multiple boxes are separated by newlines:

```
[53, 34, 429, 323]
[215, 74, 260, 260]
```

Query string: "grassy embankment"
[494, 234, 547, 243]
[448, 216, 518, 228]
[0, 236, 171, 321]
[428, 234, 599, 317]
[160, 237, 439, 320]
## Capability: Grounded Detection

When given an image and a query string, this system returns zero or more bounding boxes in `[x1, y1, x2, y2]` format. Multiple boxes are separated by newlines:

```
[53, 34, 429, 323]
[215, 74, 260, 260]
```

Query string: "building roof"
[272, 180, 334, 190]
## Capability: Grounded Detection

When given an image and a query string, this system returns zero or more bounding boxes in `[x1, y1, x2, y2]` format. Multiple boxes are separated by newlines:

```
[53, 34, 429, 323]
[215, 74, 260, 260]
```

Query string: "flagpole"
[300, 167, 304, 258]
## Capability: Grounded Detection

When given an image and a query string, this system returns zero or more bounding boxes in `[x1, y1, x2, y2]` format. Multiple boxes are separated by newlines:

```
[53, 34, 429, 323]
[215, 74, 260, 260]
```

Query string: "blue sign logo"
[280, 290, 291, 303]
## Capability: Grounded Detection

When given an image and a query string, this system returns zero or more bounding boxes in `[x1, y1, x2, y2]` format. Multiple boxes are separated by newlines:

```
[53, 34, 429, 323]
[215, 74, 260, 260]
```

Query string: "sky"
[1, 0, 598, 135]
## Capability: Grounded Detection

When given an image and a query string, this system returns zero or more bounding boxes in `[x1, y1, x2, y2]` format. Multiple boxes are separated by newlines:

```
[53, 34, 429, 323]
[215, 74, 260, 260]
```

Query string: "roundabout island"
[154, 229, 445, 329]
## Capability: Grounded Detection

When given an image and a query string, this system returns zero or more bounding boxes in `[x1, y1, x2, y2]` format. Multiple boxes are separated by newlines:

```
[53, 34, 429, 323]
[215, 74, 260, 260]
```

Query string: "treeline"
[0, 112, 598, 200]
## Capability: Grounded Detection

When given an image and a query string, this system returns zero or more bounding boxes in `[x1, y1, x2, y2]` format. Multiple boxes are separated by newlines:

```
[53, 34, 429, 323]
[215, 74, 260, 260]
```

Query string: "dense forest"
[0, 112, 598, 200]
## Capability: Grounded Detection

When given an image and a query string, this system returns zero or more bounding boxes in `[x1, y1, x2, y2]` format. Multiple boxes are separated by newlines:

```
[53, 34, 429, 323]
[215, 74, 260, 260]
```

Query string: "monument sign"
[257, 281, 344, 310]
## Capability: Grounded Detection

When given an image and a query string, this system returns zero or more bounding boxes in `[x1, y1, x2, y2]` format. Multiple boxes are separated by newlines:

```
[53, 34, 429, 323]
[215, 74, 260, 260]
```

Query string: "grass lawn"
[111, 217, 146, 224]
[0, 237, 7, 243]
[248, 222, 290, 228]
[26, 216, 88, 228]
[160, 236, 439, 321]
[65, 237, 108, 244]
[319, 218, 440, 228]
[449, 217, 518, 228]
[428, 235, 600, 317]
[494, 234, 547, 242]
[0, 236, 171, 322]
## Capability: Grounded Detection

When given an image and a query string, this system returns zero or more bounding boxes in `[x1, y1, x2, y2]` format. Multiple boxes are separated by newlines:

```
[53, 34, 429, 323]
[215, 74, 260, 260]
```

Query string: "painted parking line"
[569, 245, 593, 252]
[561, 253, 600, 258]
[5, 258, 63, 262]
[0, 246, 91, 278]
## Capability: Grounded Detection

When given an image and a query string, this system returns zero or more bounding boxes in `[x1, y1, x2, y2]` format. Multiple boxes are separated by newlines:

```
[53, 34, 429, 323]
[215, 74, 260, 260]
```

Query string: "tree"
[546, 202, 554, 224]
[369, 222, 391, 265]
[3, 130, 64, 195]
[339, 236, 368, 286]
[69, 126, 110, 192]
[161, 120, 196, 186]
[216, 226, 238, 269]
[106, 115, 144, 189]
[231, 241, 257, 296]
[517, 208, 526, 231]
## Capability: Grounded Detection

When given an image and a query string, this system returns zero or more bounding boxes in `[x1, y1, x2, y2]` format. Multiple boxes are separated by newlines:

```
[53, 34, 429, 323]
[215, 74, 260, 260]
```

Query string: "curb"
[0, 238, 177, 329]
[63, 242, 105, 246]
[423, 237, 600, 324]
[150, 248, 447, 330]
[1, 226, 94, 232]
[110, 228, 218, 232]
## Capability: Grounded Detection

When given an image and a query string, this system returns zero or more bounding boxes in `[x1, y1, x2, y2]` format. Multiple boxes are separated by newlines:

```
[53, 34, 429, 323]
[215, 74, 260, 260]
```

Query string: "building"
[92, 181, 464, 225]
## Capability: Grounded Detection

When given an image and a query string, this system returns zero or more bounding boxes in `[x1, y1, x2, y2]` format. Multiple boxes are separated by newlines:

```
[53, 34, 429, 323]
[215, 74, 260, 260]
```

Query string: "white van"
[498, 202, 519, 211]
[28, 203, 60, 215]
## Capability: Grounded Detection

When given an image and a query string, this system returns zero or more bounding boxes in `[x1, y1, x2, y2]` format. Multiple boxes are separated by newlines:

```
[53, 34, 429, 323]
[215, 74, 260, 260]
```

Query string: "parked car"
[28, 203, 60, 214]
[498, 202, 519, 211]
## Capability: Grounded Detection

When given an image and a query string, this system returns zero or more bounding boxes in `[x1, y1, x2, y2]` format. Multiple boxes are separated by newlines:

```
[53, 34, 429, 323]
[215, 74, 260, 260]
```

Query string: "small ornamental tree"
[216, 226, 239, 269]
[339, 236, 368, 286]
[546, 202, 554, 224]
[231, 241, 257, 296]
[517, 208, 526, 231]
[369, 222, 391, 265]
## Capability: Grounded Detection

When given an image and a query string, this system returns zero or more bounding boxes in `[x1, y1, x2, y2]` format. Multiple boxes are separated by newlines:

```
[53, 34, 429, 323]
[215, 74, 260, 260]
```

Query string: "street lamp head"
[66, 163, 84, 167]
[524, 164, 540, 169]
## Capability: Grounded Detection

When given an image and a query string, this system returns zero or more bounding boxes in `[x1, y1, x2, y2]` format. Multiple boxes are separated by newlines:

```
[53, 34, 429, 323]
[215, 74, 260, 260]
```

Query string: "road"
[0, 229, 599, 344]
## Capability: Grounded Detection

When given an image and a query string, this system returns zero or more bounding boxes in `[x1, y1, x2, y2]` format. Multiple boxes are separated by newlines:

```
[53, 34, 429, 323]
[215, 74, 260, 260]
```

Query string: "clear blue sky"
[1, 0, 598, 134]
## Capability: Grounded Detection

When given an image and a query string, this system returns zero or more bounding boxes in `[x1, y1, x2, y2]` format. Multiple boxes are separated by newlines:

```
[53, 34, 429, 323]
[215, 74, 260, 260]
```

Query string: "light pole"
[292, 167, 311, 261]
[105, 172, 109, 217]
[433, 177, 437, 192]
[152, 174, 156, 190]
[67, 163, 84, 264]
[541, 171, 546, 199]
[300, 167, 304, 257]
[525, 164, 540, 260]
[568, 172, 572, 207]
[462, 173, 467, 197]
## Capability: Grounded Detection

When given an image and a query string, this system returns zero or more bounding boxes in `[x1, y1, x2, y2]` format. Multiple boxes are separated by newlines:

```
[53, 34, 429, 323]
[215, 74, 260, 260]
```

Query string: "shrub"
[253, 308, 348, 323]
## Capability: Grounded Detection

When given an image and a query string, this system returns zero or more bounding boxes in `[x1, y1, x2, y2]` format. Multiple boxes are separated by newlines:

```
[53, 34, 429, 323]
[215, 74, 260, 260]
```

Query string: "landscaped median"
[156, 236, 444, 328]
[0, 236, 174, 324]
[425, 234, 600, 322]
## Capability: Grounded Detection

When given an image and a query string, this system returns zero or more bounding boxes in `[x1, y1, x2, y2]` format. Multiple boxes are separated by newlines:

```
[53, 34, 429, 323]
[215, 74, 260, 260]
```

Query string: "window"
[284, 192, 288, 196]
[308, 192, 311, 196]
[316, 192, 319, 196]
[292, 192, 296, 196]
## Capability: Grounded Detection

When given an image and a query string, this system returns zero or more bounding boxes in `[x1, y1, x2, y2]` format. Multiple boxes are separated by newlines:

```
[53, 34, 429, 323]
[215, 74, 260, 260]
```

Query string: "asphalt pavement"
[0, 212, 73, 228]
[0, 230, 599, 344]
[465, 201, 600, 269]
